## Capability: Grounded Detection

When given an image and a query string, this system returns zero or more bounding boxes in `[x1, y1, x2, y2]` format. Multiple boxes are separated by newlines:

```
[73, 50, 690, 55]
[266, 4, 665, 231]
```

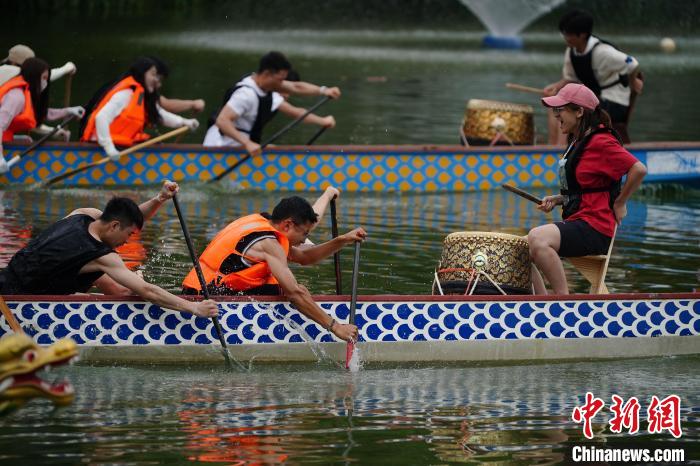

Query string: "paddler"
[0, 180, 218, 319]
[182, 195, 364, 342]
[203, 51, 339, 153]
[79, 57, 200, 161]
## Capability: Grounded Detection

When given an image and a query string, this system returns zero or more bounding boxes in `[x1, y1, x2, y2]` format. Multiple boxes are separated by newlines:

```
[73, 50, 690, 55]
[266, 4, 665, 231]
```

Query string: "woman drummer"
[0, 58, 84, 174]
[79, 57, 199, 160]
[527, 83, 647, 295]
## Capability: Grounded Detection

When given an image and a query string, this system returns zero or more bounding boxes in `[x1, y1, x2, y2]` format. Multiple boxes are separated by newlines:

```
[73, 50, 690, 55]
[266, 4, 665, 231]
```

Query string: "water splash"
[347, 344, 363, 373]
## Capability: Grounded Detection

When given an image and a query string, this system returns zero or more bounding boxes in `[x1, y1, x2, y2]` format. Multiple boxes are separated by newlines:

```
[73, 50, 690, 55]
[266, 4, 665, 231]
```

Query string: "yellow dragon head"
[0, 333, 79, 416]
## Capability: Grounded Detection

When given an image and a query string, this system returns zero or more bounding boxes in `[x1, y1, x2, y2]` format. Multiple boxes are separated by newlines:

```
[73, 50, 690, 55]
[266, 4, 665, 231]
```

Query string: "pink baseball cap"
[542, 83, 599, 111]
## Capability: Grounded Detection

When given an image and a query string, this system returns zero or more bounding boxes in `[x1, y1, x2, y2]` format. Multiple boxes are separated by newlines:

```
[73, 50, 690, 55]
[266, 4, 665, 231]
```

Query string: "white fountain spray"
[458, 0, 565, 49]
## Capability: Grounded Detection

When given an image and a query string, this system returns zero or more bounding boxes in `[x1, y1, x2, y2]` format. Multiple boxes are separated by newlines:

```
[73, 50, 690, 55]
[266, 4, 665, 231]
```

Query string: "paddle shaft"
[505, 82, 545, 95]
[7, 114, 77, 169]
[306, 126, 327, 145]
[0, 295, 23, 334]
[345, 241, 361, 369]
[64, 74, 73, 107]
[330, 197, 342, 295]
[210, 96, 331, 182]
[501, 184, 543, 205]
[172, 193, 234, 369]
[42, 126, 188, 187]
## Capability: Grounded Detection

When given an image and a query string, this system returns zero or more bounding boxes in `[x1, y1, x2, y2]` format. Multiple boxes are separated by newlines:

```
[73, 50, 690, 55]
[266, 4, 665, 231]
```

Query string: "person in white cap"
[0, 44, 77, 88]
[0, 44, 78, 142]
[527, 83, 647, 295]
[0, 58, 85, 174]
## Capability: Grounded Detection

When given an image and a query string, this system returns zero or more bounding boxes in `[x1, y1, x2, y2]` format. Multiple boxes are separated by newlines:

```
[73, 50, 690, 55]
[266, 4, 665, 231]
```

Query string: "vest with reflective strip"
[182, 214, 290, 292]
[0, 76, 36, 143]
[80, 76, 150, 146]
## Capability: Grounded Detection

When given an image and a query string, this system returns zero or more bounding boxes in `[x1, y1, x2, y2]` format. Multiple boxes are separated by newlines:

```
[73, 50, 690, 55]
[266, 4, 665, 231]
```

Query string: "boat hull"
[1, 293, 698, 363]
[2, 142, 699, 191]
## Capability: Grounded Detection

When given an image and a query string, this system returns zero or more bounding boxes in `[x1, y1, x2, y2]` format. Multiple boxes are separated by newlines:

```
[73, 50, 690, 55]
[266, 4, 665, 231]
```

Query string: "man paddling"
[203, 51, 340, 154]
[182, 195, 364, 341]
[544, 10, 643, 144]
[0, 181, 218, 318]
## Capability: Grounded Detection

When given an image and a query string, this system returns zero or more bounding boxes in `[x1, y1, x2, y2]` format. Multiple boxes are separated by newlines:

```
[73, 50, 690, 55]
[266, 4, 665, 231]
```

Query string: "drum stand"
[489, 131, 514, 146]
[433, 267, 507, 296]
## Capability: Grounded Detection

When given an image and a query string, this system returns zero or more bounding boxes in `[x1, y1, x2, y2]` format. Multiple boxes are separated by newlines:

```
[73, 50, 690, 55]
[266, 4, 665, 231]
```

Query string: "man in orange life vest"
[182, 196, 365, 342]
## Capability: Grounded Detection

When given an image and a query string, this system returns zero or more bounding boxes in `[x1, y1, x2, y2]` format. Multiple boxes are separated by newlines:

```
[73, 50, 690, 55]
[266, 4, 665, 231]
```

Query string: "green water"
[1, 3, 700, 464]
[0, 357, 698, 464]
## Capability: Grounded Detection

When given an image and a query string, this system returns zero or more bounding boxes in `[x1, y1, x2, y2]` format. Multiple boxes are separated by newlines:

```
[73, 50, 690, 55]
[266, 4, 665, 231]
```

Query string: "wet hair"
[80, 57, 161, 138]
[559, 10, 594, 37]
[265, 196, 318, 225]
[100, 197, 144, 230]
[258, 51, 292, 74]
[565, 104, 614, 143]
[148, 55, 170, 78]
[20, 57, 50, 125]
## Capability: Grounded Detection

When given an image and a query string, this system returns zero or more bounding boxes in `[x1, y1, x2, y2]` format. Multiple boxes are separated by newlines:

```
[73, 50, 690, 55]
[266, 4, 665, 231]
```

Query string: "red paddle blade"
[345, 341, 355, 370]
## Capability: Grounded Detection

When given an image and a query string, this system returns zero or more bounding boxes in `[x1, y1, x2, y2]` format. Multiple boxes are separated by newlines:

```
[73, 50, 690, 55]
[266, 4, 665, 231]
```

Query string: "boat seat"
[566, 225, 617, 295]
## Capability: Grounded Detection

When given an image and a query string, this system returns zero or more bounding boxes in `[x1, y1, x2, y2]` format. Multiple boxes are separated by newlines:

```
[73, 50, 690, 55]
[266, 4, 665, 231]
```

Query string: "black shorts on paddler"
[555, 219, 612, 258]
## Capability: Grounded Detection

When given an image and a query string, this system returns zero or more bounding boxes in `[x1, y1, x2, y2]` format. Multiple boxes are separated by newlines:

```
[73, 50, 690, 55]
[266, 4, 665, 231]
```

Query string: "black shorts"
[600, 99, 629, 125]
[555, 219, 612, 257]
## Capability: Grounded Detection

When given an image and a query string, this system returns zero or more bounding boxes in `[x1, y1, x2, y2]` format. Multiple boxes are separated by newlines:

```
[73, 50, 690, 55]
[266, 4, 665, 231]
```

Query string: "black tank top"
[1, 214, 114, 295]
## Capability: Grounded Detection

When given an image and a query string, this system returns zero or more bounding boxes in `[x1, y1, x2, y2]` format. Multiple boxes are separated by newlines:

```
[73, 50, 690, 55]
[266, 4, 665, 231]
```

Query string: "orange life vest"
[0, 76, 36, 143]
[182, 214, 290, 292]
[80, 76, 150, 146]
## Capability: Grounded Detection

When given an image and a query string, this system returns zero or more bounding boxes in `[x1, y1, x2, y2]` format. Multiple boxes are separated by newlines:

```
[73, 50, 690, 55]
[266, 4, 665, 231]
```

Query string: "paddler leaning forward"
[0, 181, 218, 318]
[182, 196, 365, 342]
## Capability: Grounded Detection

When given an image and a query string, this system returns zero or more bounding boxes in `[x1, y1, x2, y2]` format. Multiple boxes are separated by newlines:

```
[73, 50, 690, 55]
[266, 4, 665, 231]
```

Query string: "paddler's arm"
[159, 95, 205, 114]
[138, 180, 179, 221]
[215, 105, 261, 156]
[95, 89, 131, 159]
[277, 101, 336, 128]
[612, 161, 647, 224]
[289, 227, 366, 265]
[311, 186, 340, 229]
[277, 80, 341, 99]
[255, 239, 358, 342]
[82, 253, 219, 318]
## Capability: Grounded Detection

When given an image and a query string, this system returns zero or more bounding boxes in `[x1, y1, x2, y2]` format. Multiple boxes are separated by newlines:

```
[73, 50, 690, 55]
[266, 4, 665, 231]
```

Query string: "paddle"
[172, 193, 237, 370]
[39, 126, 188, 187]
[64, 74, 73, 107]
[505, 83, 545, 95]
[501, 183, 543, 205]
[330, 196, 342, 295]
[209, 96, 331, 183]
[345, 241, 361, 370]
[6, 114, 77, 170]
[306, 126, 327, 145]
[0, 295, 23, 334]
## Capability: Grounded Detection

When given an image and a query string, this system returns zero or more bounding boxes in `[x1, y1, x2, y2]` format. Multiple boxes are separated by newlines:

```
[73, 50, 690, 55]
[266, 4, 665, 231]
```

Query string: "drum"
[462, 99, 534, 146]
[433, 231, 532, 295]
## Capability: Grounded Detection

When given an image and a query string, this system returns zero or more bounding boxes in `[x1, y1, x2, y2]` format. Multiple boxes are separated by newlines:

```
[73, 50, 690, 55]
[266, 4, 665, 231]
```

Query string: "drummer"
[527, 83, 646, 295]
[181, 195, 364, 342]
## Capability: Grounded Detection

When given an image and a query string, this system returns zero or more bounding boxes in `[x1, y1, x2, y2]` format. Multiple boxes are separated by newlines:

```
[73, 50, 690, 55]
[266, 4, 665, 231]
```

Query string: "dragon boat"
[0, 293, 698, 364]
[1, 141, 699, 191]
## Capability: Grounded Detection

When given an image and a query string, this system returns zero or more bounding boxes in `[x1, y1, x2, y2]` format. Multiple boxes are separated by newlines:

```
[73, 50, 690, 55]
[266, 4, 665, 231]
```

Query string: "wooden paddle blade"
[0, 296, 23, 334]
[345, 341, 355, 369]
[39, 126, 189, 187]
[501, 184, 543, 205]
[41, 157, 109, 187]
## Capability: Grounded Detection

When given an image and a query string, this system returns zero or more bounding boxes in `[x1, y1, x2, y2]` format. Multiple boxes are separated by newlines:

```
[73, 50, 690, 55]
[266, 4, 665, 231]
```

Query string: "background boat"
[2, 141, 699, 190]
